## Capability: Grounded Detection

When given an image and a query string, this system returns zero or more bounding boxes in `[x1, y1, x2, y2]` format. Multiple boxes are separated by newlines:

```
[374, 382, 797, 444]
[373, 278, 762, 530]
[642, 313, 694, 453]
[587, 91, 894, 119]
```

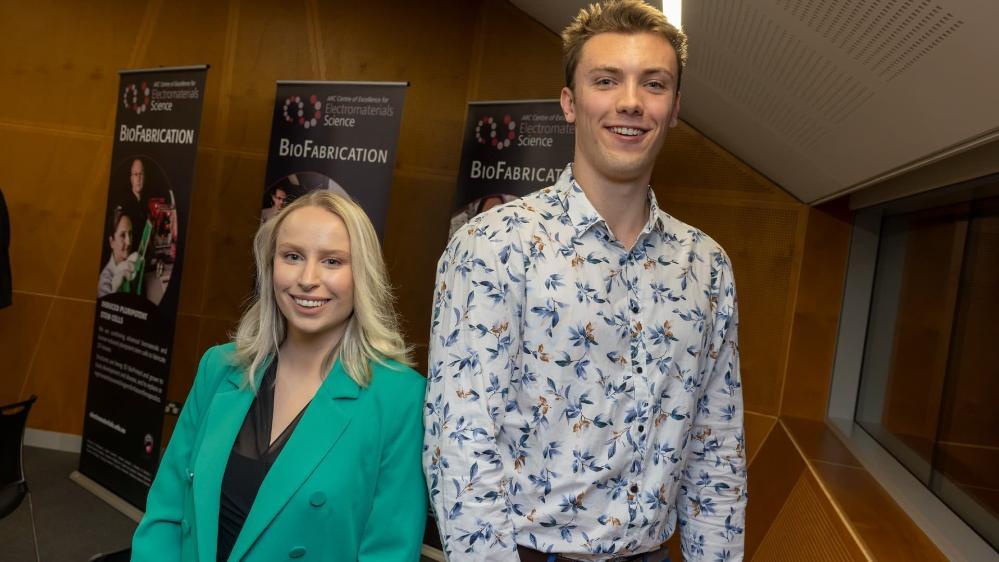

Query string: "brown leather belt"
[516, 545, 669, 562]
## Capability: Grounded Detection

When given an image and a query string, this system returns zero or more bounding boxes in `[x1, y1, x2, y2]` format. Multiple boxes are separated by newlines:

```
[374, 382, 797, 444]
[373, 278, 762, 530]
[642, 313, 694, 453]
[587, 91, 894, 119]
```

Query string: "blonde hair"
[562, 0, 688, 91]
[232, 190, 413, 388]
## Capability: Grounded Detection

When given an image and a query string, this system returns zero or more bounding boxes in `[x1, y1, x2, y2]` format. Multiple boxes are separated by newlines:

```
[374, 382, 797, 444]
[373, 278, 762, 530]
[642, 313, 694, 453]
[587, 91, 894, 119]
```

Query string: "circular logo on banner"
[283, 95, 322, 129]
[475, 115, 516, 151]
[123, 82, 151, 114]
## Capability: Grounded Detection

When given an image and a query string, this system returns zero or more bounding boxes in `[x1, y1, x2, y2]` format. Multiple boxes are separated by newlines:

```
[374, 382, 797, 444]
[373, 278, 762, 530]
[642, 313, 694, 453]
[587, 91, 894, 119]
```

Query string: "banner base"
[69, 470, 144, 523]
[420, 545, 445, 561]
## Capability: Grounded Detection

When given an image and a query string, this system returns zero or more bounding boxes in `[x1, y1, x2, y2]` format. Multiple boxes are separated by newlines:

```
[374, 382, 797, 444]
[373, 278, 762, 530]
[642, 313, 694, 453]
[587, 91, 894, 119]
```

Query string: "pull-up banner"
[449, 100, 575, 238]
[262, 81, 407, 236]
[79, 65, 207, 510]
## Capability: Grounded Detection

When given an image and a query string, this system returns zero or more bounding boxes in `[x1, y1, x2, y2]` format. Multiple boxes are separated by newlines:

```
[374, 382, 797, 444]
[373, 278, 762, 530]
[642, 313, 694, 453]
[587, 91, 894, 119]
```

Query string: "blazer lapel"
[227, 358, 359, 562]
[192, 370, 256, 562]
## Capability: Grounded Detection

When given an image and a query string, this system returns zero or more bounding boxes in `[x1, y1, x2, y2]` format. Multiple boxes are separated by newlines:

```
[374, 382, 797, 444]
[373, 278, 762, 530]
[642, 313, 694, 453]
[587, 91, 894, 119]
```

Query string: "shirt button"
[638, 424, 645, 433]
[636, 366, 643, 374]
[289, 546, 307, 558]
[309, 491, 327, 507]
[630, 484, 639, 494]
[631, 305, 639, 314]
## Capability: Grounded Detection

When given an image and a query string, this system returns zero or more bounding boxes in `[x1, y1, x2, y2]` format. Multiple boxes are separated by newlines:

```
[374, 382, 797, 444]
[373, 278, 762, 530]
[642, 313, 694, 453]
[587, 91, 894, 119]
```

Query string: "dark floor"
[0, 446, 136, 562]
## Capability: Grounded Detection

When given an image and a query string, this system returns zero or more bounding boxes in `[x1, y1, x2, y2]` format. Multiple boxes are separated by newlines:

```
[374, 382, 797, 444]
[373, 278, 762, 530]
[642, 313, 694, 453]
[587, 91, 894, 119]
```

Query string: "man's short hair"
[562, 0, 688, 91]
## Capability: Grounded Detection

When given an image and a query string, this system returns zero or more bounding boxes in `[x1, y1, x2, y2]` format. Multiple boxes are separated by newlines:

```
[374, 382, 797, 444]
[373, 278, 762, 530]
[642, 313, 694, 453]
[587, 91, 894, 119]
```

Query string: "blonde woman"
[133, 191, 427, 561]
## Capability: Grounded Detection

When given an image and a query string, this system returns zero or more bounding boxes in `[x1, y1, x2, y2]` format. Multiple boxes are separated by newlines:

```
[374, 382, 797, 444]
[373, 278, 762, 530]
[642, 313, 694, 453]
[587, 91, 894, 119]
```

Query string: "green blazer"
[132, 343, 427, 561]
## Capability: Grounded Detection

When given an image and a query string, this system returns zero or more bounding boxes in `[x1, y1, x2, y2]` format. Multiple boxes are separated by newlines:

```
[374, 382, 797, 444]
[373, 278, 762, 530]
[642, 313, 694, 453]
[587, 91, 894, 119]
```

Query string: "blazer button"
[181, 519, 191, 535]
[289, 546, 306, 558]
[309, 491, 327, 507]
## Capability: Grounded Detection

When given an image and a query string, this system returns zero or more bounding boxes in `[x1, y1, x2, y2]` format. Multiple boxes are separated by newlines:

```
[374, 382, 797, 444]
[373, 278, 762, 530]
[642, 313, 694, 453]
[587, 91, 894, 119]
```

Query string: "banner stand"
[77, 64, 209, 513]
[69, 470, 144, 523]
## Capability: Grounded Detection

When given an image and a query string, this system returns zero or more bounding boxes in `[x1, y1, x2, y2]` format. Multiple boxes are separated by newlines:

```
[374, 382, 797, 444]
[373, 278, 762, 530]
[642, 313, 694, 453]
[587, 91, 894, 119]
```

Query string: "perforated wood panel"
[753, 472, 862, 561]
[676, 0, 997, 202]
[775, 0, 966, 81]
[685, 0, 874, 150]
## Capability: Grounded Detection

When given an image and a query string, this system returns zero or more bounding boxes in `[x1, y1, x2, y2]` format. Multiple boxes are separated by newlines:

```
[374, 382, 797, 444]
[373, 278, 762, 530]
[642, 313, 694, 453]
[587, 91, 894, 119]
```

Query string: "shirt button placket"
[625, 252, 650, 546]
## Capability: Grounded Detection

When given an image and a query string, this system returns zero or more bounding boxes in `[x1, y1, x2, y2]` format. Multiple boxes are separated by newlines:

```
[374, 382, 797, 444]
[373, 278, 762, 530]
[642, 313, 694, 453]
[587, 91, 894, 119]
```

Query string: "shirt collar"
[557, 163, 667, 238]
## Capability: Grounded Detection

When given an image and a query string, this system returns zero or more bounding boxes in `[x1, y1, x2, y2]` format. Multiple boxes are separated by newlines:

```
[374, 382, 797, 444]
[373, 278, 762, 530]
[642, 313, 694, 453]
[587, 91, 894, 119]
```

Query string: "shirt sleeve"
[677, 250, 747, 561]
[424, 226, 523, 561]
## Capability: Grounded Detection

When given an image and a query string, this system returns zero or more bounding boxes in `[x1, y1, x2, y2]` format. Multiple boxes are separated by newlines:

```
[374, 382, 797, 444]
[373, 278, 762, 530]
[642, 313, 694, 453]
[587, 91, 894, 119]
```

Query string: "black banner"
[262, 81, 407, 236]
[79, 66, 207, 509]
[450, 100, 574, 237]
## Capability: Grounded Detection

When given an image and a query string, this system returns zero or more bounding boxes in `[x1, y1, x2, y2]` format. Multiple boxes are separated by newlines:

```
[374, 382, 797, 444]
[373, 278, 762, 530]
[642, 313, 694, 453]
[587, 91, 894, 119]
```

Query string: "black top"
[217, 360, 309, 562]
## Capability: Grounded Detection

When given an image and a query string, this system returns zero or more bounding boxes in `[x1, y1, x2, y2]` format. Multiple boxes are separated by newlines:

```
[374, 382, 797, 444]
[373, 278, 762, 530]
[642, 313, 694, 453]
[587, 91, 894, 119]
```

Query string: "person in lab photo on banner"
[132, 190, 427, 561]
[425, 1, 746, 561]
[447, 193, 517, 239]
[120, 157, 149, 234]
[260, 183, 289, 223]
[97, 206, 139, 298]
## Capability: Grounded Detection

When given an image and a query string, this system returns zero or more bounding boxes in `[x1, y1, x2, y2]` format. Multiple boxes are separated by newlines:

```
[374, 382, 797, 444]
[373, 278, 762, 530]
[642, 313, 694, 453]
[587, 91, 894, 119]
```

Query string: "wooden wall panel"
[753, 472, 864, 562]
[812, 461, 949, 561]
[225, 0, 316, 151]
[781, 200, 852, 419]
[656, 123, 797, 204]
[744, 411, 777, 464]
[781, 417, 860, 468]
[0, 0, 147, 132]
[381, 170, 460, 371]
[317, 0, 478, 174]
[175, 149, 222, 316]
[0, 293, 52, 405]
[135, 0, 230, 148]
[470, 0, 564, 101]
[18, 298, 95, 434]
[745, 424, 805, 559]
[0, 131, 105, 296]
[54, 149, 114, 302]
[198, 153, 266, 319]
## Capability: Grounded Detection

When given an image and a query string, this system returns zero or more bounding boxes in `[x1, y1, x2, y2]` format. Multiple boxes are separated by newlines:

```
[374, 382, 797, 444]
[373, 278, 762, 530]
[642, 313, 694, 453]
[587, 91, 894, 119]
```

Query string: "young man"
[261, 185, 288, 223]
[425, 2, 746, 561]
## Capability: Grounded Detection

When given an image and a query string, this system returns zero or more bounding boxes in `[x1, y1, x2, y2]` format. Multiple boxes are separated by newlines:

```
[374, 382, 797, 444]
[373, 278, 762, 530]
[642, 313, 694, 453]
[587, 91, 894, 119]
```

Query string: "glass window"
[856, 196, 999, 550]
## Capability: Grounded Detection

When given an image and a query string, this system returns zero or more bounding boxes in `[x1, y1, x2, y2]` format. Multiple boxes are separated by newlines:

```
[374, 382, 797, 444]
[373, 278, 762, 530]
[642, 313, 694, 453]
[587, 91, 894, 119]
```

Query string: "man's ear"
[668, 92, 681, 128]
[560, 86, 576, 124]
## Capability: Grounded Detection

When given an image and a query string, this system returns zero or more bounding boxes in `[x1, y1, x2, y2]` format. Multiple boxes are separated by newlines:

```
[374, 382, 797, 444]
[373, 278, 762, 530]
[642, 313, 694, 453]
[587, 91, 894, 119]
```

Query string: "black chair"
[0, 395, 39, 562]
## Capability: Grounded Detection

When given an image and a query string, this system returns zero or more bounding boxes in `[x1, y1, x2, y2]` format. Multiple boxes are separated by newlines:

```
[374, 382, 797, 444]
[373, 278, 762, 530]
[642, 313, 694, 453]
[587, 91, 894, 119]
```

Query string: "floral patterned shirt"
[425, 166, 746, 561]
